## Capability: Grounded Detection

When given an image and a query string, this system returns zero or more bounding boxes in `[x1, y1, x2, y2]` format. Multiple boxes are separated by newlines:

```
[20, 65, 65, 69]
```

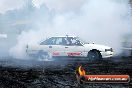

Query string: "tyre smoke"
[0, 0, 132, 58]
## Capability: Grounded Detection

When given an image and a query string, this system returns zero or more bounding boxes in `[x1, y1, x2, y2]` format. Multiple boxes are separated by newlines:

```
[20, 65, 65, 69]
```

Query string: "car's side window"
[40, 37, 82, 46]
[66, 37, 82, 46]
[55, 37, 67, 45]
[62, 37, 67, 45]
[56, 38, 62, 45]
[40, 37, 56, 45]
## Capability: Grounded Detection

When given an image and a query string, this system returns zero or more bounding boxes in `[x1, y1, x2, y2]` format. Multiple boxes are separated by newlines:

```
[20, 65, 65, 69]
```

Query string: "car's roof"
[39, 35, 78, 43]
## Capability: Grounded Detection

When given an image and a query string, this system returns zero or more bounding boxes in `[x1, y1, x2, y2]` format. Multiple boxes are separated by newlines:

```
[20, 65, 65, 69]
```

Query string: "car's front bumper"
[101, 51, 114, 58]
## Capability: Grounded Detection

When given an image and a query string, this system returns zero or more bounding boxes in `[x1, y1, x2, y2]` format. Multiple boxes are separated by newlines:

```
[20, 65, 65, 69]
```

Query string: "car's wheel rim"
[88, 51, 99, 60]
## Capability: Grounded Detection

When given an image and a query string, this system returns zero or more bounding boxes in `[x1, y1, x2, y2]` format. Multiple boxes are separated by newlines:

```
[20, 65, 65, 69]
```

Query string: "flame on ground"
[78, 65, 86, 76]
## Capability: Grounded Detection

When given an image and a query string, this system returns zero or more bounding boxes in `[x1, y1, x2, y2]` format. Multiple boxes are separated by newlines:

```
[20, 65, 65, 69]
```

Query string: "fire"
[78, 66, 86, 76]
[76, 66, 130, 84]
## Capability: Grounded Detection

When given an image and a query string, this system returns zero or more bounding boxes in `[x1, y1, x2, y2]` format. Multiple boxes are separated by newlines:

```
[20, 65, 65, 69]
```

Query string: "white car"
[26, 35, 114, 60]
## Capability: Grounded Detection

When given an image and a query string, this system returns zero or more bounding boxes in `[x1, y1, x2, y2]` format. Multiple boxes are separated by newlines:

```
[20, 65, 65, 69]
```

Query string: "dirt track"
[0, 57, 132, 88]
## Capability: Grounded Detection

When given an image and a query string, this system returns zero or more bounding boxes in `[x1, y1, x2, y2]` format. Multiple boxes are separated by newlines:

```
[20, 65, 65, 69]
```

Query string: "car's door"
[64, 37, 86, 57]
[40, 37, 68, 57]
[51, 37, 66, 56]
[39, 37, 56, 52]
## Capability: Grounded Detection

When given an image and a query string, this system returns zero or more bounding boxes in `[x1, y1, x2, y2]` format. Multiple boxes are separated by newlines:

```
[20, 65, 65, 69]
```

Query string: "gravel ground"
[0, 57, 132, 88]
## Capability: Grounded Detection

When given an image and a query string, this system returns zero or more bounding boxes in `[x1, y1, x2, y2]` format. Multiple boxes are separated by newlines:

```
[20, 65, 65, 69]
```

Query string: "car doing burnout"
[26, 35, 114, 60]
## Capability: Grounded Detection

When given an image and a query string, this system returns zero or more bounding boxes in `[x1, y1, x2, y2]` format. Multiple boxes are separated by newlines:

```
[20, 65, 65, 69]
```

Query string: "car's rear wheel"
[87, 50, 102, 60]
[37, 50, 52, 61]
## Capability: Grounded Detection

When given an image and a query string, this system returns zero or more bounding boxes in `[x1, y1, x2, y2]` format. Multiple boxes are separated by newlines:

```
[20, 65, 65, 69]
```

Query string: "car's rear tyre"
[87, 50, 102, 60]
[37, 50, 52, 61]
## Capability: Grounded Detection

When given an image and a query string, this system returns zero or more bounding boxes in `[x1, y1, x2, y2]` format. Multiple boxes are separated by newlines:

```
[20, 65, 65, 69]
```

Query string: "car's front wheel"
[87, 50, 102, 60]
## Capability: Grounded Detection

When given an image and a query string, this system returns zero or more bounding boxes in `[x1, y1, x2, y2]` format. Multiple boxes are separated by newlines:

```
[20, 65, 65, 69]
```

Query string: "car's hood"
[84, 43, 111, 51]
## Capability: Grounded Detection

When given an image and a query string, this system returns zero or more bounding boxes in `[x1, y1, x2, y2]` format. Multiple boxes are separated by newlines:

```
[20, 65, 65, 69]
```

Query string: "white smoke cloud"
[0, 0, 25, 14]
[9, 0, 132, 58]
[32, 0, 86, 12]
[32, 0, 45, 8]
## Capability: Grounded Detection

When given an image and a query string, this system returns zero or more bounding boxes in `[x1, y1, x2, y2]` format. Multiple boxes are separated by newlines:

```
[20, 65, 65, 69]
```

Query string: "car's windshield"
[75, 37, 87, 44]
